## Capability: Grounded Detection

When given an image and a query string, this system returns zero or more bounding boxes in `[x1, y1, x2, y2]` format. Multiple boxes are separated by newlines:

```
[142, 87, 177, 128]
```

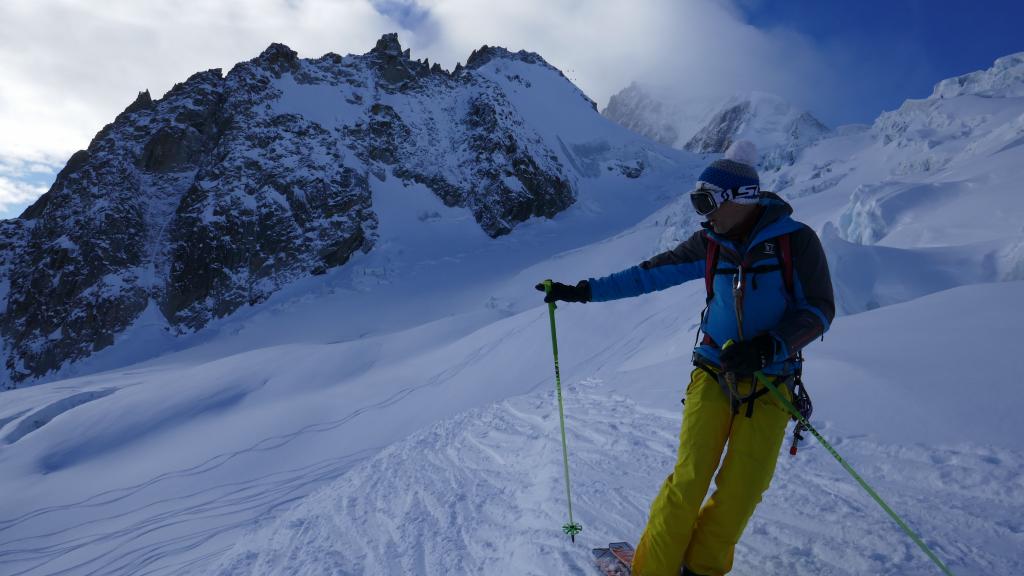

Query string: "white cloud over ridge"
[0, 0, 840, 214]
[405, 0, 838, 114]
[0, 0, 398, 164]
[0, 158, 51, 217]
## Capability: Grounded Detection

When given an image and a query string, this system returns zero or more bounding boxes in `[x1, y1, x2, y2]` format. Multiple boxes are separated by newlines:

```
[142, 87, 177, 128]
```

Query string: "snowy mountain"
[1, 48, 1023, 576]
[684, 92, 830, 170]
[0, 34, 681, 387]
[601, 81, 722, 149]
[763, 52, 1024, 315]
[931, 52, 1024, 98]
[602, 84, 830, 171]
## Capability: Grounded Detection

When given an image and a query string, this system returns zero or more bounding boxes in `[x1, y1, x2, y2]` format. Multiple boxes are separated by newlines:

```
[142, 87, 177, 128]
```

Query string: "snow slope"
[2, 53, 1024, 576]
[208, 281, 1024, 576]
[0, 157, 697, 576]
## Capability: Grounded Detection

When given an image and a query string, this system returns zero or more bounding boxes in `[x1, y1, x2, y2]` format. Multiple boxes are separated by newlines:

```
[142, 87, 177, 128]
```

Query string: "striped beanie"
[695, 140, 761, 205]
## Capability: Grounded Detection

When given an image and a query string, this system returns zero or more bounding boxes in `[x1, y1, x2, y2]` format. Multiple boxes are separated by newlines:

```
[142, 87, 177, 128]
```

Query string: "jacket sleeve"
[588, 230, 707, 302]
[769, 225, 835, 361]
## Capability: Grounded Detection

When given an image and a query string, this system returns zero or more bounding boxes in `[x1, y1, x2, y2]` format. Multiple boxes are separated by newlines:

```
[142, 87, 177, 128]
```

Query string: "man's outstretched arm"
[586, 230, 708, 302]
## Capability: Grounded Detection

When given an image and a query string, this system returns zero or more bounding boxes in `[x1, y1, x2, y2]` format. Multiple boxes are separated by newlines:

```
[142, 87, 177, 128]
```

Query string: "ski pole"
[720, 341, 955, 576]
[542, 279, 583, 542]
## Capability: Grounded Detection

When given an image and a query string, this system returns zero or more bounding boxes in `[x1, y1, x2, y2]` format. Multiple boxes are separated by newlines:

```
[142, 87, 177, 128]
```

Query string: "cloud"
[0, 0, 839, 215]
[400, 0, 840, 118]
[0, 178, 47, 218]
[0, 157, 52, 217]
[0, 0, 400, 165]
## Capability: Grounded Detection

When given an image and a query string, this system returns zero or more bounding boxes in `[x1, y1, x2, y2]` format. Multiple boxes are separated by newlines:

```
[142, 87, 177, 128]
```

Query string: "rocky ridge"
[0, 34, 594, 386]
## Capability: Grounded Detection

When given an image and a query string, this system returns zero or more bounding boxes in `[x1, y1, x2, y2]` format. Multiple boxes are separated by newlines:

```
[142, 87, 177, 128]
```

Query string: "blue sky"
[739, 0, 1024, 124]
[0, 0, 1020, 219]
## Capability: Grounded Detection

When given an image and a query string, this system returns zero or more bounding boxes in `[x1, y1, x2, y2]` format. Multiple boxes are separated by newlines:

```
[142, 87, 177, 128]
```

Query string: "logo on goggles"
[734, 184, 760, 199]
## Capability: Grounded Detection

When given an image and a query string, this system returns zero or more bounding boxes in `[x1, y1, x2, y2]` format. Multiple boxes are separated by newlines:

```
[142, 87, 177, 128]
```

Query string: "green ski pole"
[720, 341, 955, 576]
[542, 279, 583, 542]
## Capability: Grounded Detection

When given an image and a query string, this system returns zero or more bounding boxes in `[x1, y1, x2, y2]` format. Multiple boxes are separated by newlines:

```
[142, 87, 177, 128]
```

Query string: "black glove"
[719, 334, 776, 374]
[535, 280, 591, 303]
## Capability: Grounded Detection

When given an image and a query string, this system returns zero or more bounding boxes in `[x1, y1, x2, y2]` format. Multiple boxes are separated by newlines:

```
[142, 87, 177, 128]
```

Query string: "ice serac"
[930, 52, 1024, 99]
[770, 51, 1024, 217]
[0, 33, 597, 385]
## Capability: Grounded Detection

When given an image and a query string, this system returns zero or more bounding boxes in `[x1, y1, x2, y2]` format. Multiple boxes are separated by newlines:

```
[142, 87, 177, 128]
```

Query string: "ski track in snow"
[209, 382, 1024, 576]
[0, 317, 549, 576]
[0, 442, 374, 576]
[0, 378, 437, 576]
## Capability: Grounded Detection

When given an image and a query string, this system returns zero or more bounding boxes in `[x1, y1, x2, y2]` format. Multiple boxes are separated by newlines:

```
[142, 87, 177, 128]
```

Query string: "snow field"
[208, 375, 1024, 575]
[3, 51, 1024, 576]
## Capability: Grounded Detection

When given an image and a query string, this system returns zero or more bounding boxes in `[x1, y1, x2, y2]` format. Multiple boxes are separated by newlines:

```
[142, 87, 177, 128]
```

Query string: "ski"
[592, 542, 634, 575]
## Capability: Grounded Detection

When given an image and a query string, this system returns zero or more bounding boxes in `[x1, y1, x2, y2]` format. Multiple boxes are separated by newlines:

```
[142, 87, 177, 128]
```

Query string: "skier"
[538, 141, 834, 576]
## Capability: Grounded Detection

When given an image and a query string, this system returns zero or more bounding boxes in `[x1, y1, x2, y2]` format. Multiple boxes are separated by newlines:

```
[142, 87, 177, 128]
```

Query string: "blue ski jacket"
[587, 193, 834, 375]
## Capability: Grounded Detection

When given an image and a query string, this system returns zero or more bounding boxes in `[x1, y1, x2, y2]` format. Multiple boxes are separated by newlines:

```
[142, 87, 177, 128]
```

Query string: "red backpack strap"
[778, 233, 794, 297]
[704, 233, 719, 302]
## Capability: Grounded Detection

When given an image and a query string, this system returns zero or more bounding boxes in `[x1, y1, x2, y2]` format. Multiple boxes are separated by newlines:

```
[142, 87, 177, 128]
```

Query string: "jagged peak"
[259, 42, 298, 63]
[124, 90, 153, 114]
[683, 91, 829, 155]
[255, 43, 300, 77]
[363, 33, 428, 86]
[464, 45, 551, 71]
[370, 33, 405, 58]
[183, 68, 224, 85]
[162, 68, 224, 101]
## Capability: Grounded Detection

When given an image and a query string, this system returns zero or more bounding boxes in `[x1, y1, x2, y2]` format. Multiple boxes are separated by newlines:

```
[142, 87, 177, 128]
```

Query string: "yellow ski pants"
[632, 367, 792, 576]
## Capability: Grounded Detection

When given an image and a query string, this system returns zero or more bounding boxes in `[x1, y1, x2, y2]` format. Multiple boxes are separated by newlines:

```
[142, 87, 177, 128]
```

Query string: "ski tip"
[593, 545, 633, 576]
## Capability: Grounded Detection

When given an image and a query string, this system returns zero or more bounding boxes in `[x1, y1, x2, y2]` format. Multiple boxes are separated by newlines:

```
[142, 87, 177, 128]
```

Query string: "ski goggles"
[689, 183, 724, 216]
[689, 181, 760, 215]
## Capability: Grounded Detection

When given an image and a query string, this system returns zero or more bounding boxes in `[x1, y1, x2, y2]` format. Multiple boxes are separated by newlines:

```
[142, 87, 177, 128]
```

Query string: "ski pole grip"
[721, 339, 737, 385]
[542, 279, 558, 309]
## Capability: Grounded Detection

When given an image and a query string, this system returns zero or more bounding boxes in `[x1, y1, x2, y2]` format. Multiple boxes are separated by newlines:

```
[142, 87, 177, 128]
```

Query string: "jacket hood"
[756, 191, 794, 219]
